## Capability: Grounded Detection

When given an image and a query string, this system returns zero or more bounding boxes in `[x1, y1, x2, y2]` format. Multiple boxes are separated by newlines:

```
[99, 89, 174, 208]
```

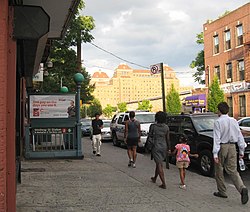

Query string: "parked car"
[166, 113, 250, 176]
[101, 119, 112, 141]
[110, 111, 156, 149]
[80, 119, 91, 136]
[238, 117, 250, 132]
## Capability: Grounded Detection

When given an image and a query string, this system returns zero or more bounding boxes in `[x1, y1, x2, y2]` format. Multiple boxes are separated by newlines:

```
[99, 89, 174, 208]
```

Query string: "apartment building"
[90, 64, 181, 110]
[204, 3, 250, 118]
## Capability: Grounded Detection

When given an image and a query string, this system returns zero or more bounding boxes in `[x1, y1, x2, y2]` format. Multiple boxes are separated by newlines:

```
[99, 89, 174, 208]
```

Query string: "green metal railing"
[25, 118, 82, 159]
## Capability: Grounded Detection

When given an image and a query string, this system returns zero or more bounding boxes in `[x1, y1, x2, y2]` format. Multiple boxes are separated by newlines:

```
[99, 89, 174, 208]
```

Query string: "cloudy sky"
[81, 0, 249, 86]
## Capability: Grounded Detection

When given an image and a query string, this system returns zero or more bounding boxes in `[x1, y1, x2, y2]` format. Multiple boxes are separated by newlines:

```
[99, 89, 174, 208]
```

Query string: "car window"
[103, 121, 111, 128]
[192, 116, 218, 132]
[242, 119, 250, 127]
[135, 113, 155, 123]
[180, 117, 194, 132]
[166, 117, 182, 133]
[111, 115, 117, 123]
[117, 115, 124, 124]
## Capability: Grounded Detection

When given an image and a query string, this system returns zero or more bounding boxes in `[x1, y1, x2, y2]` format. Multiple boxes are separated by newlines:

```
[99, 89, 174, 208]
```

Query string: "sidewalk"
[16, 139, 249, 212]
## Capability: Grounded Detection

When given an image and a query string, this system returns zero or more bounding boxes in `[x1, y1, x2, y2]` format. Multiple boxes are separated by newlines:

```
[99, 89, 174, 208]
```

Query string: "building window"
[239, 95, 246, 117]
[227, 97, 233, 117]
[238, 60, 245, 81]
[225, 30, 231, 50]
[213, 35, 219, 54]
[236, 24, 243, 46]
[214, 66, 220, 81]
[226, 63, 232, 82]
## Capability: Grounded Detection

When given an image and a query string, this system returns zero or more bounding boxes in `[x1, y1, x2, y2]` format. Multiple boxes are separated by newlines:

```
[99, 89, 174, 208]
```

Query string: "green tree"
[102, 104, 115, 118]
[190, 32, 205, 84]
[87, 99, 102, 118]
[166, 84, 182, 114]
[117, 102, 127, 112]
[80, 105, 88, 118]
[137, 100, 152, 111]
[42, 0, 95, 103]
[208, 75, 224, 113]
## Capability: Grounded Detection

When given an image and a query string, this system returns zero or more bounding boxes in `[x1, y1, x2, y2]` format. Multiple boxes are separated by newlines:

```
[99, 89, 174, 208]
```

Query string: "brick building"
[0, 1, 79, 211]
[204, 3, 250, 118]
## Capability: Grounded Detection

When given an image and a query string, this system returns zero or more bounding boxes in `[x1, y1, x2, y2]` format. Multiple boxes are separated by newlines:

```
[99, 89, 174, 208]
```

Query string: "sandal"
[159, 184, 166, 189]
[151, 177, 156, 183]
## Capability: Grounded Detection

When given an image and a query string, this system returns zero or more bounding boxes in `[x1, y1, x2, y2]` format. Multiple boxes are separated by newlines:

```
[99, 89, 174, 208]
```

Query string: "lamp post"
[60, 86, 68, 93]
[74, 73, 84, 158]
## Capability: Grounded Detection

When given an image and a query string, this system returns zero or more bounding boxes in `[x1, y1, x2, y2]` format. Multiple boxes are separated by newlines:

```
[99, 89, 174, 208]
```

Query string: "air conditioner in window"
[226, 78, 232, 83]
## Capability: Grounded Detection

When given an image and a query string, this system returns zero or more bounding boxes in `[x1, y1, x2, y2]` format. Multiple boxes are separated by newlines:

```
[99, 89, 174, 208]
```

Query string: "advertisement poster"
[29, 95, 75, 118]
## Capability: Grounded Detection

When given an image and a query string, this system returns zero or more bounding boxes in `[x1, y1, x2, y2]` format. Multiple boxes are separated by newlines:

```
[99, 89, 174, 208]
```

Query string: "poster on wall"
[29, 94, 75, 118]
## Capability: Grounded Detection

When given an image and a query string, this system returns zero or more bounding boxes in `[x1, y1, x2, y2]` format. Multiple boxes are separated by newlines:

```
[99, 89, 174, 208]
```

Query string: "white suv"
[110, 111, 155, 149]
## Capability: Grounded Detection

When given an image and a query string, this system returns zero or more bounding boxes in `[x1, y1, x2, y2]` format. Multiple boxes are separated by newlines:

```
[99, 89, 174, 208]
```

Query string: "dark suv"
[166, 113, 250, 176]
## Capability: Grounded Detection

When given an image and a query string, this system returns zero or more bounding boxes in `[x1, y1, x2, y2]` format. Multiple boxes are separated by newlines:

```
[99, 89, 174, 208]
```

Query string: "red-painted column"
[0, 0, 9, 211]
[6, 6, 17, 212]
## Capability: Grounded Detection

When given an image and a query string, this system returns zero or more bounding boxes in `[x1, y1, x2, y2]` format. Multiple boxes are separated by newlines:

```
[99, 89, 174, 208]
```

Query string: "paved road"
[16, 137, 249, 212]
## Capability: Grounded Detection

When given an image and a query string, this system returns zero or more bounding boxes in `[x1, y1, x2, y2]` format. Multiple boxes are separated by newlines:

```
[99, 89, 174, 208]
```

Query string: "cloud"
[82, 0, 249, 86]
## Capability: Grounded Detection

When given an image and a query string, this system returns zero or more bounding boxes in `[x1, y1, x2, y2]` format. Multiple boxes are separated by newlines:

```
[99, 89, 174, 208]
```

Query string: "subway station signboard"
[29, 94, 75, 119]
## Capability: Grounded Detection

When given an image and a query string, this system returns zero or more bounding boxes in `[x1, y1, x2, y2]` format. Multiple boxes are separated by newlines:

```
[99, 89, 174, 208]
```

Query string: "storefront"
[183, 94, 206, 113]
[221, 81, 250, 118]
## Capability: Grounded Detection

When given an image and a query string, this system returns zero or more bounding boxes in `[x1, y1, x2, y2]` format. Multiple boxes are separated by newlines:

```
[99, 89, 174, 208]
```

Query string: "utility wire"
[88, 42, 197, 74]
[89, 42, 149, 69]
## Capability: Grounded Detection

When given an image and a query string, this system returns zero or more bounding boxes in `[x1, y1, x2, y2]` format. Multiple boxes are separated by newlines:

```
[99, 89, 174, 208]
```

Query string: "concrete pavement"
[16, 138, 249, 212]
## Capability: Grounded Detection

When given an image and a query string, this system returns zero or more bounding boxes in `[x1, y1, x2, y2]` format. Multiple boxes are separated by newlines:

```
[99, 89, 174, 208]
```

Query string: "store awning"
[185, 94, 206, 107]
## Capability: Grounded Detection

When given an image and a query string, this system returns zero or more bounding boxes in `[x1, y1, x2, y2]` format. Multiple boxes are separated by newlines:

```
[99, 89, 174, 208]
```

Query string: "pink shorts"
[176, 161, 190, 169]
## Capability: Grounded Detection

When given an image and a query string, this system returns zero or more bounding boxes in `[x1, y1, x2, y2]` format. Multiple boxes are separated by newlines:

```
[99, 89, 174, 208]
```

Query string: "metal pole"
[76, 84, 83, 158]
[160, 63, 166, 112]
[76, 85, 81, 122]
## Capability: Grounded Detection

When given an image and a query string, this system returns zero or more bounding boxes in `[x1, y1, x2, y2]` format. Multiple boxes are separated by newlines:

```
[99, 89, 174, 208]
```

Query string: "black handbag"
[145, 124, 155, 152]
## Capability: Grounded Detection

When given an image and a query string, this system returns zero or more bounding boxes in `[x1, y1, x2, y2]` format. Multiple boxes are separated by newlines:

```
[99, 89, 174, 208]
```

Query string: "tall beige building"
[90, 64, 181, 110]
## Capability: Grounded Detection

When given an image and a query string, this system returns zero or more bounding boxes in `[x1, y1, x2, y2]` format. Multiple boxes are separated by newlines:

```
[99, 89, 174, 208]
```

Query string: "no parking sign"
[150, 63, 162, 74]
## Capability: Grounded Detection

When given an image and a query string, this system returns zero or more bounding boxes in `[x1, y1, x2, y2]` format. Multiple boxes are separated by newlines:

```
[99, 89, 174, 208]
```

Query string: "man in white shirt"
[213, 102, 248, 204]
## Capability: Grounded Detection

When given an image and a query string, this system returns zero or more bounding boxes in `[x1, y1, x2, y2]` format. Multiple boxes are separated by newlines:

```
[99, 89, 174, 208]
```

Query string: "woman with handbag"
[147, 111, 170, 189]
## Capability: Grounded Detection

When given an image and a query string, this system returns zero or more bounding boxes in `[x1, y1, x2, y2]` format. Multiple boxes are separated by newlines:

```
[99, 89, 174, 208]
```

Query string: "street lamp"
[60, 86, 68, 93]
[74, 73, 84, 158]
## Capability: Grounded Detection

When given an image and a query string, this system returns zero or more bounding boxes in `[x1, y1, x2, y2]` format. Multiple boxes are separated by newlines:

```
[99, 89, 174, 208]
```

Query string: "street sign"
[150, 63, 162, 74]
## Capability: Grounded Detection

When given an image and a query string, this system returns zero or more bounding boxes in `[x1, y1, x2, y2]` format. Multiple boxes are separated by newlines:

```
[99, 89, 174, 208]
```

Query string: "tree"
[42, 0, 95, 104]
[102, 104, 116, 118]
[137, 100, 152, 111]
[87, 99, 102, 117]
[208, 75, 224, 113]
[117, 102, 127, 112]
[166, 84, 182, 114]
[80, 105, 88, 118]
[190, 32, 205, 84]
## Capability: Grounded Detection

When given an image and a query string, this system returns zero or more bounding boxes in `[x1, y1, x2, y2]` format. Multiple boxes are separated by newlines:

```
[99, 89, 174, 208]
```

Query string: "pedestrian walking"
[91, 113, 103, 156]
[124, 111, 141, 168]
[148, 111, 170, 189]
[213, 102, 248, 204]
[172, 134, 198, 189]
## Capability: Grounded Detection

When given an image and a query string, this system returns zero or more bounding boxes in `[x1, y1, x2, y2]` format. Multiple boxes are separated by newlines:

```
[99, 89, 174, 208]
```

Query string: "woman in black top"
[124, 111, 141, 168]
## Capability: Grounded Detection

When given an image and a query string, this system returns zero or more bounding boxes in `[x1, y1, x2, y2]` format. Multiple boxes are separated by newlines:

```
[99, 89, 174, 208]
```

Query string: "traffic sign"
[150, 63, 162, 74]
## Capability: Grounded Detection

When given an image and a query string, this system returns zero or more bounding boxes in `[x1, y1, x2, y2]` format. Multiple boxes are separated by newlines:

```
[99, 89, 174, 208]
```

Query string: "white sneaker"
[179, 185, 186, 190]
[132, 163, 136, 168]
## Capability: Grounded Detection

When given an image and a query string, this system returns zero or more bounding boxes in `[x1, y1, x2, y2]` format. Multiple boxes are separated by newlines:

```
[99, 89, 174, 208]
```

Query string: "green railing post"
[25, 124, 31, 159]
[74, 73, 84, 158]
